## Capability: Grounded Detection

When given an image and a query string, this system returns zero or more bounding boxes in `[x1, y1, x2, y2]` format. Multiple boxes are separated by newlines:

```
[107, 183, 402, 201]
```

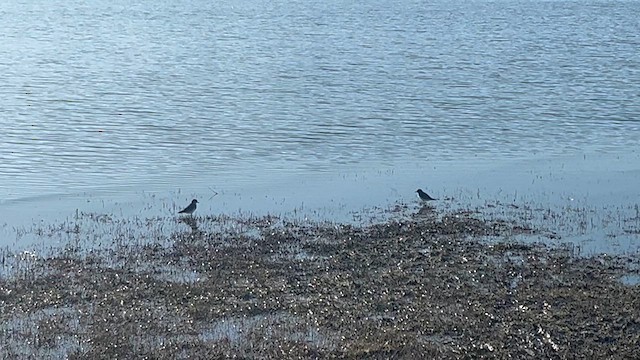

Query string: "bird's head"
[192, 199, 199, 203]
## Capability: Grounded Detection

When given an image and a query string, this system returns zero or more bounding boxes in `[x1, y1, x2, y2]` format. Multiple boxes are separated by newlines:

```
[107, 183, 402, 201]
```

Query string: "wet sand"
[0, 203, 638, 359]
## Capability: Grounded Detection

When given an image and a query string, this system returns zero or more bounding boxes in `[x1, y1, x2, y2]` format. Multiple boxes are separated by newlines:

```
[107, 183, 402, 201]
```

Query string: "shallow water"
[1, 0, 640, 253]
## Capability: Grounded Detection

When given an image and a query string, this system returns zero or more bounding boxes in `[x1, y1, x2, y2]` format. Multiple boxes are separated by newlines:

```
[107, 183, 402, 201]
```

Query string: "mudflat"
[1, 204, 638, 359]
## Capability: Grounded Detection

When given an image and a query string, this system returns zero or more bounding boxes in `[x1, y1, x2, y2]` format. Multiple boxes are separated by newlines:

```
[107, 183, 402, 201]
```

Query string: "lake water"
[1, 0, 640, 254]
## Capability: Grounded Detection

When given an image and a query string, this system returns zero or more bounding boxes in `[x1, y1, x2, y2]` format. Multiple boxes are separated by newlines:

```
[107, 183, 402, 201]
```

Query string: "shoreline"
[4, 150, 640, 255]
[1, 203, 638, 358]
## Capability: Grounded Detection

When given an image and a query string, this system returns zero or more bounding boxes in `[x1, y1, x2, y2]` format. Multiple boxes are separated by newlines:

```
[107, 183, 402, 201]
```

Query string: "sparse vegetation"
[0, 203, 638, 359]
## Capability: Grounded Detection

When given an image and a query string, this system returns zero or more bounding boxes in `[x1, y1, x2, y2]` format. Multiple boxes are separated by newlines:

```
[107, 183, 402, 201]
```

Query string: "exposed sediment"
[0, 205, 638, 359]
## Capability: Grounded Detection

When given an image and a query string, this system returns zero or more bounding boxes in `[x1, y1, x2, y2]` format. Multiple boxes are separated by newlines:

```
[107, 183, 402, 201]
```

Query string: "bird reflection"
[178, 216, 199, 232]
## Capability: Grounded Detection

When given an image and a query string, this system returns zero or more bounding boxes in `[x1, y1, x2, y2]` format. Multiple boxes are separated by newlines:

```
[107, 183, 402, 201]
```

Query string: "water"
[1, 0, 640, 253]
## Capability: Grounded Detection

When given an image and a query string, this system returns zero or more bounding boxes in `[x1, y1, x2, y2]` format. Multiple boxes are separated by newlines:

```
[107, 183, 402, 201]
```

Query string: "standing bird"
[178, 199, 198, 214]
[416, 189, 437, 201]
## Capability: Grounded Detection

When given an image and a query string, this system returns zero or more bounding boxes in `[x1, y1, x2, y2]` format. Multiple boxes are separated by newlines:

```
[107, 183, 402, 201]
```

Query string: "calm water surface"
[1, 0, 639, 252]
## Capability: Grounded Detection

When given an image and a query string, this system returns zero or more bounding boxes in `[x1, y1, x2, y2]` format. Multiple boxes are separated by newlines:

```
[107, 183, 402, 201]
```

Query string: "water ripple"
[1, 0, 639, 197]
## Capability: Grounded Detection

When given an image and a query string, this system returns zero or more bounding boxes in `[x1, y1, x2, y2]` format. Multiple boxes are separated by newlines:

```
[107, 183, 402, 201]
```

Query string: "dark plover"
[416, 189, 437, 201]
[178, 199, 199, 214]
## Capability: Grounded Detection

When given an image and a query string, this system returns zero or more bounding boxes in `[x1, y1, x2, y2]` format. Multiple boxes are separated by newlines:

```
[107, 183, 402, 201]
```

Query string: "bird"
[416, 189, 437, 201]
[178, 199, 198, 214]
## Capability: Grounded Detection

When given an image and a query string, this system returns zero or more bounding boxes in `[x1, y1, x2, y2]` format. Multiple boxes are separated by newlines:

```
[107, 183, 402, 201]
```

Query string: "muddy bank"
[0, 205, 638, 359]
